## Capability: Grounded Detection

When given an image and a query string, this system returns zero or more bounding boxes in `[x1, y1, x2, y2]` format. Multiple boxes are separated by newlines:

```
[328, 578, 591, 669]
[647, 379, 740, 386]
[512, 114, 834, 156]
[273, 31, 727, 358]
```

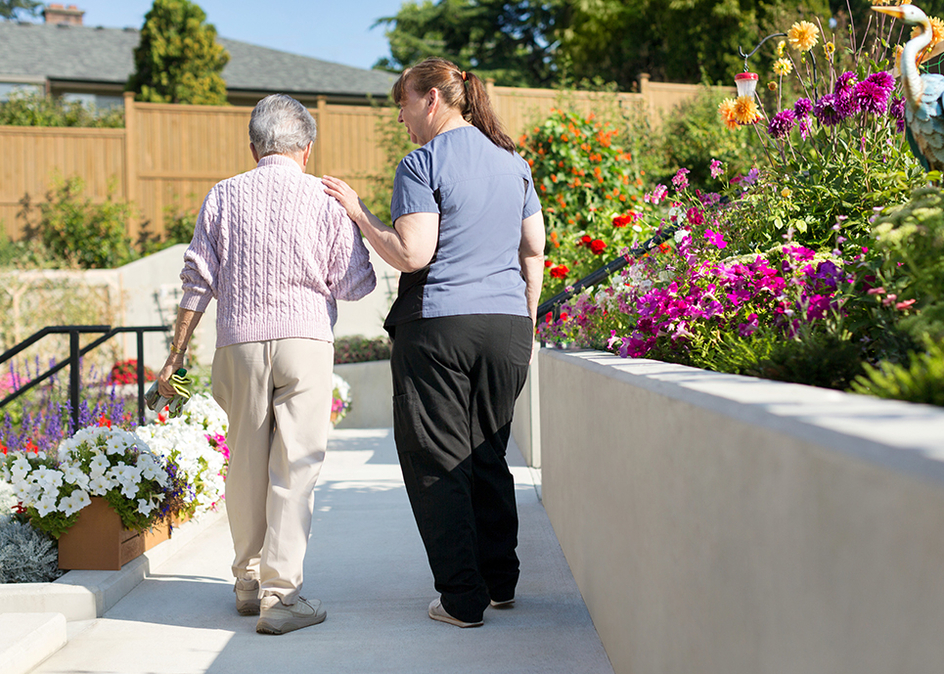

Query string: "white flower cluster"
[1, 427, 167, 521]
[332, 373, 352, 404]
[136, 393, 228, 517]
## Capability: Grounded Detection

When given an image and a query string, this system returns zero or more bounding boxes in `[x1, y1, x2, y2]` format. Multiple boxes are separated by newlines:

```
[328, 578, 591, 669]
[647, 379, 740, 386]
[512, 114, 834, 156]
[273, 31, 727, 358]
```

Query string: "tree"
[126, 0, 229, 105]
[374, 0, 566, 87]
[0, 0, 41, 21]
[557, 0, 840, 89]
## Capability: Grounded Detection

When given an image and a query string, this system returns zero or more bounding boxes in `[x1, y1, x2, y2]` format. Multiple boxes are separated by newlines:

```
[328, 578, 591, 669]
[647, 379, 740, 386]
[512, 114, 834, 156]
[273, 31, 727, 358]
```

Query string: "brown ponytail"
[392, 57, 515, 153]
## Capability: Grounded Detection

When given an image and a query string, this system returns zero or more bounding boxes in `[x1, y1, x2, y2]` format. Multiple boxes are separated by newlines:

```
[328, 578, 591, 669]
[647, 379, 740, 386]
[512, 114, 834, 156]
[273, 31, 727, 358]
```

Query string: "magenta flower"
[813, 94, 843, 127]
[835, 72, 858, 97]
[709, 159, 724, 179]
[767, 109, 797, 139]
[738, 313, 759, 337]
[672, 168, 690, 190]
[645, 184, 668, 204]
[798, 115, 811, 139]
[686, 207, 705, 226]
[704, 228, 727, 249]
[854, 75, 892, 115]
[794, 97, 813, 116]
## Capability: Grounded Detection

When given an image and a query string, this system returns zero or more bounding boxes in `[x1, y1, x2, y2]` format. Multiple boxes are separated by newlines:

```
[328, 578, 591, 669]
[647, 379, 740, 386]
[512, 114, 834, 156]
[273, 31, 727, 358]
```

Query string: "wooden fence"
[0, 79, 714, 242]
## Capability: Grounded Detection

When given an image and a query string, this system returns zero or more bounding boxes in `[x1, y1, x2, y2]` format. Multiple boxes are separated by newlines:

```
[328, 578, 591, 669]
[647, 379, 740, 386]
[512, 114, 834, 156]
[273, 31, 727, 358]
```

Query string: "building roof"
[0, 21, 397, 98]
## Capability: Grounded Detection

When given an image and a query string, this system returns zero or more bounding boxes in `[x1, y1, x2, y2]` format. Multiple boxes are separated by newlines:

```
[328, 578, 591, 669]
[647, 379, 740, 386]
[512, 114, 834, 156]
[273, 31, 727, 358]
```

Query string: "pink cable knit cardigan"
[179, 154, 376, 348]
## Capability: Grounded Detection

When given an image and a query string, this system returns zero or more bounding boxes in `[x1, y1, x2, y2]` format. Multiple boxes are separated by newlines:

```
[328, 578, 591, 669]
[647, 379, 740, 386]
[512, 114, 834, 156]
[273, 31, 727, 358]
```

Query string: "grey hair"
[248, 94, 317, 157]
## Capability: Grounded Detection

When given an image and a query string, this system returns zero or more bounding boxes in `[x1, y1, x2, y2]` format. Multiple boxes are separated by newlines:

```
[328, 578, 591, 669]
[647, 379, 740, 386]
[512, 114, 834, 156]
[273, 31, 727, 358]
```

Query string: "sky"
[36, 1, 407, 71]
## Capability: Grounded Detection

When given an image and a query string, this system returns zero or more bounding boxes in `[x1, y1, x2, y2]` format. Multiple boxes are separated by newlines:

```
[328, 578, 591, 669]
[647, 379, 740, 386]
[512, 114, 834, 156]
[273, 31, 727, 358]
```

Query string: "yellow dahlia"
[773, 58, 793, 76]
[824, 41, 835, 57]
[733, 95, 761, 125]
[767, 81, 778, 91]
[788, 20, 819, 52]
[718, 98, 739, 130]
[776, 40, 786, 58]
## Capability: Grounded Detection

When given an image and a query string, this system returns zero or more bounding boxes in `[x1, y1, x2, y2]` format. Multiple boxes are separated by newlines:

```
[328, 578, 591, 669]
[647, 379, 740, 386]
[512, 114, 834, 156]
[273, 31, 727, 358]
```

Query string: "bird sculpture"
[874, 3, 944, 172]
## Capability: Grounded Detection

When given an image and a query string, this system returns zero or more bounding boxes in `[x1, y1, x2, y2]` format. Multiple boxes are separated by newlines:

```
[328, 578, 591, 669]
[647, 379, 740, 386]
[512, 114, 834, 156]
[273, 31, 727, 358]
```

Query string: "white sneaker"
[428, 598, 484, 628]
[256, 595, 327, 635]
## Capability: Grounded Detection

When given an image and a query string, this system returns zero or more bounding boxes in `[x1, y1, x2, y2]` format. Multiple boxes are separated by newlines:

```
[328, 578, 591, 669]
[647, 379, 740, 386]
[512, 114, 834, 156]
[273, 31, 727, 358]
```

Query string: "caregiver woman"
[322, 57, 545, 629]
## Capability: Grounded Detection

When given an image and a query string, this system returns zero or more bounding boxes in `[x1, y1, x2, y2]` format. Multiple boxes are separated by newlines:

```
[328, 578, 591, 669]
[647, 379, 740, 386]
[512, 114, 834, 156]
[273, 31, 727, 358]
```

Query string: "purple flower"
[767, 109, 797, 139]
[798, 115, 811, 139]
[897, 118, 906, 134]
[835, 93, 860, 119]
[794, 97, 813, 116]
[890, 96, 905, 121]
[672, 168, 690, 190]
[854, 76, 892, 115]
[813, 94, 843, 127]
[835, 72, 858, 97]
[867, 71, 895, 97]
[738, 313, 759, 337]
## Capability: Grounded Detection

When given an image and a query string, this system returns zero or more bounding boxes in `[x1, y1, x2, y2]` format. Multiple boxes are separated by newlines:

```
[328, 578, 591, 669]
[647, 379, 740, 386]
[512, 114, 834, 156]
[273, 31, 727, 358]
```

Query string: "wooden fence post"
[315, 96, 327, 176]
[123, 91, 137, 207]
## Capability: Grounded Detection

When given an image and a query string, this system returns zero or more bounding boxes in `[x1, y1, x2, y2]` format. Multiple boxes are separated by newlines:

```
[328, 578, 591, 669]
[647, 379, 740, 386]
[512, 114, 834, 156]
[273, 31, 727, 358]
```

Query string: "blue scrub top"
[385, 126, 542, 333]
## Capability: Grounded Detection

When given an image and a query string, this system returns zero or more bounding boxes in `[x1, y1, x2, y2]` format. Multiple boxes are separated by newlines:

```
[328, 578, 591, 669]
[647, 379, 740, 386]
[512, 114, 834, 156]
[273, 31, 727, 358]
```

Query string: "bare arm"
[519, 210, 547, 327]
[321, 175, 438, 273]
[157, 307, 203, 397]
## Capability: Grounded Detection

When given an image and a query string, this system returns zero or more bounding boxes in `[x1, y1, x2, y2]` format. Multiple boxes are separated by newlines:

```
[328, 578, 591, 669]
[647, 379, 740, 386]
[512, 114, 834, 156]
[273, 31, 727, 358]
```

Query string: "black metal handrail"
[537, 226, 678, 324]
[0, 324, 170, 429]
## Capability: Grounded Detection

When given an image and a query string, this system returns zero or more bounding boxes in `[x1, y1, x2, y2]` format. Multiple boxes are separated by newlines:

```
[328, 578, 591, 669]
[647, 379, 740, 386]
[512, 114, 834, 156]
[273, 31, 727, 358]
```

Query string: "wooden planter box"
[58, 497, 145, 571]
[141, 520, 171, 552]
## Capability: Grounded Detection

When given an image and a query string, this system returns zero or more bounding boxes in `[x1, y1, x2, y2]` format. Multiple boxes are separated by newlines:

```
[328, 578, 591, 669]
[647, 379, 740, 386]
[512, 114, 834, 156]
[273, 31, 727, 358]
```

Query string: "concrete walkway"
[30, 428, 614, 674]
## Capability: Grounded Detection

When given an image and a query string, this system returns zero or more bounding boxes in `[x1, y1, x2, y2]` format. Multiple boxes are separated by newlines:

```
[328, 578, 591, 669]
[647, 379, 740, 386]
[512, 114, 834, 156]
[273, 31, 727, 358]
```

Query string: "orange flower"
[718, 98, 739, 130]
[732, 95, 761, 125]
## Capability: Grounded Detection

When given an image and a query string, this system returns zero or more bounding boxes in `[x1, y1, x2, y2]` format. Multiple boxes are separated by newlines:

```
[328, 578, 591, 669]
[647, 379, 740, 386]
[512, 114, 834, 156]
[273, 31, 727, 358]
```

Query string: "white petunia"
[89, 454, 110, 476]
[60, 489, 91, 516]
[136, 498, 154, 516]
[34, 494, 58, 517]
[88, 473, 112, 495]
[10, 456, 31, 481]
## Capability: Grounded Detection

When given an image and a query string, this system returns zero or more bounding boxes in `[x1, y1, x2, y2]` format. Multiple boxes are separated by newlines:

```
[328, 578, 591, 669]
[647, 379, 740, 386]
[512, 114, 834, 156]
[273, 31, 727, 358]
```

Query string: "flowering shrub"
[1, 425, 169, 538]
[518, 109, 655, 299]
[717, 15, 928, 252]
[135, 392, 228, 518]
[331, 374, 352, 425]
[334, 335, 391, 364]
[106, 359, 156, 385]
[539, 164, 861, 377]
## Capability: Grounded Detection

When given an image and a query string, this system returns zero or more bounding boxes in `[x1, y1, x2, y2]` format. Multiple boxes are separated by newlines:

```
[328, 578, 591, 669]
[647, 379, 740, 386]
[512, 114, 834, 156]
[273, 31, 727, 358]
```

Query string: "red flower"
[24, 440, 39, 454]
[590, 239, 607, 255]
[0, 442, 7, 455]
[544, 260, 553, 268]
[97, 414, 112, 428]
[550, 264, 570, 279]
[577, 235, 592, 247]
[560, 312, 569, 321]
[612, 214, 632, 227]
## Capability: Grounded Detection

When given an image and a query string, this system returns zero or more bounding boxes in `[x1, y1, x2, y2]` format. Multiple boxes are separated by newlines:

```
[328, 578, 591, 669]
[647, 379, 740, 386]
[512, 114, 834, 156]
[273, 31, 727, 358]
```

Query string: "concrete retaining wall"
[539, 349, 944, 674]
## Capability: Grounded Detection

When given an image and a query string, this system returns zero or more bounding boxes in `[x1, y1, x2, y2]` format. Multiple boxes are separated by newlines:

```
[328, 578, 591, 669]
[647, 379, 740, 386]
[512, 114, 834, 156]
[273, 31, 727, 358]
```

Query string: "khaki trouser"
[212, 338, 334, 605]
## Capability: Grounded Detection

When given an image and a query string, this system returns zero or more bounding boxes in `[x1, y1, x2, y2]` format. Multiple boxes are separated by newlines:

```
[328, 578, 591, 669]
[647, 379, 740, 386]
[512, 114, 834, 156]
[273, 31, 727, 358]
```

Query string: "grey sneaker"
[256, 595, 327, 635]
[234, 578, 261, 616]
[489, 598, 515, 609]
[428, 598, 483, 628]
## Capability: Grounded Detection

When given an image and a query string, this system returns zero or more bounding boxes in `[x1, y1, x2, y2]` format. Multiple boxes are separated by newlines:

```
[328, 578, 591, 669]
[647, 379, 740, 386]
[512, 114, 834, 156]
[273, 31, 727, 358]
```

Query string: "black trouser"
[391, 314, 532, 623]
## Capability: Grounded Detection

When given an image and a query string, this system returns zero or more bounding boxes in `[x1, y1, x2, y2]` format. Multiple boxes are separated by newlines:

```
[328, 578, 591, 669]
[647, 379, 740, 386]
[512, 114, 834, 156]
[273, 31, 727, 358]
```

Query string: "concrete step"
[0, 613, 66, 674]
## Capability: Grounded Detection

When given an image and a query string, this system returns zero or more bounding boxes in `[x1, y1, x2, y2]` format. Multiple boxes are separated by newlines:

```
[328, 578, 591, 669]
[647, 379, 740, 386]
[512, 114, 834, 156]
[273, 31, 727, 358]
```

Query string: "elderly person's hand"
[157, 357, 184, 398]
[322, 175, 366, 223]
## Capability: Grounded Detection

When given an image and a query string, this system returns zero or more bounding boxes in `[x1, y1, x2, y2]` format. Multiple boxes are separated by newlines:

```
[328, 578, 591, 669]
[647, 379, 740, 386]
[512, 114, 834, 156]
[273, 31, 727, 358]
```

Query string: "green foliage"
[0, 518, 63, 583]
[362, 108, 413, 221]
[374, 0, 564, 86]
[334, 335, 392, 364]
[127, 0, 230, 105]
[851, 337, 944, 406]
[17, 176, 137, 269]
[871, 186, 944, 341]
[518, 108, 654, 300]
[0, 91, 124, 128]
[0, 0, 41, 20]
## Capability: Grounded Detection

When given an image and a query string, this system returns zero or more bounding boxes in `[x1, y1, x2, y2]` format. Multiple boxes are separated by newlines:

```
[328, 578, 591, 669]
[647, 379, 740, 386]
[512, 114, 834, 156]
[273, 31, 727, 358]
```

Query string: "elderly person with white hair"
[157, 93, 376, 635]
